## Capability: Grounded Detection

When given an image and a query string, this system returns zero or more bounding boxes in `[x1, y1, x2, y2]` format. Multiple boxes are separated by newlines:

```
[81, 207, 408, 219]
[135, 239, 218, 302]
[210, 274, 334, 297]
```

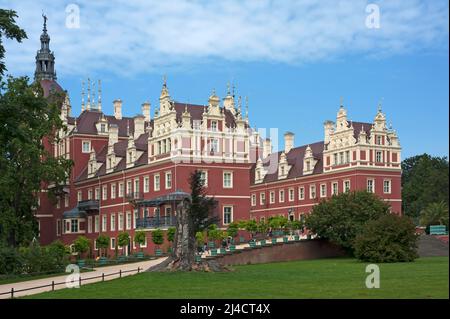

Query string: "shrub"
[354, 214, 419, 263]
[0, 246, 23, 275]
[46, 240, 69, 269]
[226, 222, 239, 238]
[167, 227, 176, 243]
[305, 191, 390, 253]
[117, 232, 130, 255]
[72, 236, 90, 259]
[151, 229, 164, 247]
[134, 230, 147, 251]
[96, 235, 110, 257]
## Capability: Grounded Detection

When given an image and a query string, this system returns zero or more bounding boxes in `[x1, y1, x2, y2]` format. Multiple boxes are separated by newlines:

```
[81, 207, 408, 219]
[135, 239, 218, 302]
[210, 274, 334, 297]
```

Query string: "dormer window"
[193, 120, 201, 130]
[306, 160, 310, 171]
[211, 121, 217, 132]
[82, 141, 90, 153]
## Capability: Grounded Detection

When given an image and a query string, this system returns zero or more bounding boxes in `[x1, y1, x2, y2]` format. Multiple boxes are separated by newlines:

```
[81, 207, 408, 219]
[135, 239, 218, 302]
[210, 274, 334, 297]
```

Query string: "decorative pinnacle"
[340, 96, 344, 107]
[245, 96, 249, 119]
[378, 98, 384, 113]
[81, 80, 85, 109]
[227, 82, 231, 95]
[42, 13, 47, 33]
[98, 79, 102, 108]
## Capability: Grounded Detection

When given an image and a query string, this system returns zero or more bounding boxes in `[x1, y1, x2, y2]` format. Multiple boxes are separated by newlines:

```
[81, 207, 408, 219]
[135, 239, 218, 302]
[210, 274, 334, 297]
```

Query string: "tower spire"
[34, 14, 57, 81]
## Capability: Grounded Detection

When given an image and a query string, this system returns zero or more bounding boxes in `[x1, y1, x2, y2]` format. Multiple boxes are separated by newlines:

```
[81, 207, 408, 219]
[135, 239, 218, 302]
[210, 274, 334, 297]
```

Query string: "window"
[102, 185, 107, 200]
[270, 191, 275, 204]
[383, 180, 391, 194]
[223, 172, 233, 188]
[118, 183, 124, 198]
[87, 216, 92, 233]
[376, 151, 383, 163]
[134, 179, 140, 195]
[376, 135, 382, 145]
[333, 153, 338, 165]
[344, 180, 351, 192]
[118, 213, 124, 231]
[111, 237, 116, 250]
[95, 187, 100, 200]
[56, 197, 60, 209]
[88, 189, 93, 200]
[288, 188, 295, 202]
[345, 151, 350, 163]
[111, 183, 116, 199]
[77, 191, 82, 202]
[251, 194, 256, 206]
[94, 215, 99, 233]
[332, 182, 338, 195]
[200, 171, 208, 186]
[64, 195, 69, 208]
[279, 190, 285, 203]
[133, 209, 138, 229]
[154, 174, 160, 191]
[193, 120, 201, 130]
[71, 219, 78, 233]
[260, 193, 266, 205]
[320, 184, 327, 198]
[298, 187, 305, 200]
[310, 185, 316, 199]
[56, 219, 61, 236]
[102, 215, 107, 232]
[100, 123, 106, 133]
[144, 176, 150, 193]
[111, 214, 116, 231]
[223, 206, 233, 225]
[126, 180, 132, 196]
[211, 139, 219, 153]
[306, 160, 310, 172]
[126, 212, 132, 230]
[82, 141, 90, 153]
[367, 179, 375, 193]
[211, 121, 217, 131]
[339, 152, 344, 164]
[165, 172, 172, 189]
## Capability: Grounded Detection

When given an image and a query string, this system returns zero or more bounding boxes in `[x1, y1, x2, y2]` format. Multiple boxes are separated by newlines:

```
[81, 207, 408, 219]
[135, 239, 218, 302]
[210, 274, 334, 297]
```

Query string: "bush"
[226, 222, 239, 238]
[134, 230, 147, 251]
[354, 214, 419, 263]
[96, 235, 110, 257]
[151, 229, 164, 247]
[167, 227, 176, 243]
[46, 240, 69, 269]
[72, 236, 90, 258]
[305, 191, 390, 253]
[0, 246, 23, 275]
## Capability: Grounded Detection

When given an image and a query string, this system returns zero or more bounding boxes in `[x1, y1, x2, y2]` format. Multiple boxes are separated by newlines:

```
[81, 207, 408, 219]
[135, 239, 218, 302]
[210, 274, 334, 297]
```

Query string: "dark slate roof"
[350, 121, 372, 139]
[251, 141, 325, 185]
[173, 102, 238, 128]
[40, 79, 64, 97]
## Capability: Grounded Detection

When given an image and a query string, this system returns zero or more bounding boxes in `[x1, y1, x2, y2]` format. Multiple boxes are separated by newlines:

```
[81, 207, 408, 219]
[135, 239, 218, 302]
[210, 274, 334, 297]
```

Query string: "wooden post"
[52, 281, 55, 291]
[79, 276, 81, 287]
[10, 287, 14, 299]
[102, 273, 105, 282]
[119, 269, 122, 278]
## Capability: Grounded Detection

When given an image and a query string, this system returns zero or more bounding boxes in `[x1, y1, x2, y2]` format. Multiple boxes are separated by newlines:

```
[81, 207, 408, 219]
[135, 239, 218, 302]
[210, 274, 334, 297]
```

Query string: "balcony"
[77, 199, 99, 212]
[126, 192, 143, 201]
[136, 215, 176, 229]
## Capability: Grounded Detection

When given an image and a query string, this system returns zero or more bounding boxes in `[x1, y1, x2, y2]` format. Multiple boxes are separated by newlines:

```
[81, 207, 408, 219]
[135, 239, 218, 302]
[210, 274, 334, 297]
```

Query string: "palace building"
[34, 19, 402, 255]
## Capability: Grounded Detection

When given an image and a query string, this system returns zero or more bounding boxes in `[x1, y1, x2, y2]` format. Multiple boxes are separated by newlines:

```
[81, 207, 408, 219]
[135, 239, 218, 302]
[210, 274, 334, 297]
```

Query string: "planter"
[229, 245, 236, 252]
[136, 252, 144, 259]
[239, 236, 246, 243]
[271, 238, 278, 245]
[249, 241, 257, 248]
[220, 248, 226, 254]
[260, 239, 266, 246]
[155, 249, 162, 256]
[195, 255, 202, 263]
[283, 237, 289, 243]
[208, 241, 215, 249]
[210, 249, 217, 256]
[294, 235, 300, 241]
[77, 259, 85, 268]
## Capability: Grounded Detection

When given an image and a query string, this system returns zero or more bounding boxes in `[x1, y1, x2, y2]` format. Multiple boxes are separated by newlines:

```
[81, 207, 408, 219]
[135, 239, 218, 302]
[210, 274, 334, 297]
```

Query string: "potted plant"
[96, 235, 109, 263]
[151, 228, 164, 256]
[226, 222, 239, 245]
[167, 227, 176, 254]
[117, 232, 130, 261]
[73, 236, 90, 268]
[134, 230, 146, 258]
[207, 225, 222, 256]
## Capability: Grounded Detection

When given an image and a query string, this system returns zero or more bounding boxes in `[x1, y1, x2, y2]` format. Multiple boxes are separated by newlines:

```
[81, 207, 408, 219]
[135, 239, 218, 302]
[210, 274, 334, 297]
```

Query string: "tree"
[305, 191, 390, 253]
[402, 154, 449, 221]
[420, 201, 449, 229]
[96, 235, 109, 257]
[117, 232, 130, 255]
[354, 214, 418, 263]
[226, 222, 239, 239]
[72, 236, 90, 259]
[207, 224, 222, 246]
[0, 9, 27, 78]
[151, 229, 164, 250]
[0, 76, 73, 247]
[244, 219, 258, 238]
[167, 227, 176, 244]
[134, 230, 146, 252]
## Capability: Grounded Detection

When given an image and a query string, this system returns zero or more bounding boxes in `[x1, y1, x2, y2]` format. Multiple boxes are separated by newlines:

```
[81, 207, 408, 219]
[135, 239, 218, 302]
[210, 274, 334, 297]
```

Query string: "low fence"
[0, 266, 142, 299]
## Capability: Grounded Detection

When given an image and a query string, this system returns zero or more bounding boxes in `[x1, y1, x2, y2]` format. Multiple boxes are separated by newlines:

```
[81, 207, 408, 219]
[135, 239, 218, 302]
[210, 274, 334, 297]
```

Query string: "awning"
[63, 207, 87, 219]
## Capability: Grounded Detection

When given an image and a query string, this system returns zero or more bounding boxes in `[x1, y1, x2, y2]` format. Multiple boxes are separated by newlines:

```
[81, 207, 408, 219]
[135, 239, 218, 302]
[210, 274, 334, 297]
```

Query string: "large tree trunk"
[147, 199, 227, 272]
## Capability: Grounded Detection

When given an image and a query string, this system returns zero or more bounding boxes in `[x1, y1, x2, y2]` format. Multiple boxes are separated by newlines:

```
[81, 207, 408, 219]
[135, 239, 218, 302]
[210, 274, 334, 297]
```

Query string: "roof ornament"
[127, 120, 130, 136]
[245, 96, 249, 120]
[92, 80, 96, 109]
[377, 98, 383, 113]
[81, 80, 85, 111]
[87, 77, 91, 110]
[73, 119, 77, 133]
[227, 82, 231, 95]
[98, 79, 102, 111]
[42, 12, 47, 33]
[232, 83, 235, 98]
[340, 96, 344, 108]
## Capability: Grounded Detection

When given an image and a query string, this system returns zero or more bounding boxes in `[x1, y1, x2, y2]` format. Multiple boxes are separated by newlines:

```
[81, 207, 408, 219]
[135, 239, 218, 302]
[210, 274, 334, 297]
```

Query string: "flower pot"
[211, 249, 217, 256]
[260, 239, 266, 246]
[294, 235, 300, 241]
[155, 249, 162, 256]
[229, 245, 236, 252]
[283, 237, 289, 243]
[271, 238, 277, 245]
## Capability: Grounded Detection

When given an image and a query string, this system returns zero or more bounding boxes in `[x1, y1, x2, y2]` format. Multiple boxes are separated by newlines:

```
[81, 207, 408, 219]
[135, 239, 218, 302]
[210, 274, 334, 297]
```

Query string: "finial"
[87, 78, 91, 110]
[238, 96, 242, 111]
[378, 98, 383, 113]
[98, 79, 102, 111]
[184, 103, 188, 113]
[163, 74, 167, 87]
[340, 96, 344, 107]
[245, 96, 249, 120]
[81, 80, 85, 111]
[127, 120, 130, 136]
[227, 82, 231, 95]
[232, 83, 235, 98]
[42, 12, 47, 32]
[212, 88, 216, 96]
[92, 80, 96, 109]
[389, 122, 393, 130]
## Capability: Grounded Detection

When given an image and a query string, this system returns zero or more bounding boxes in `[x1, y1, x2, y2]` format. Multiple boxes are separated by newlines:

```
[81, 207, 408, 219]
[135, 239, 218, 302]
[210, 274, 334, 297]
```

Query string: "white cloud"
[1, 0, 448, 77]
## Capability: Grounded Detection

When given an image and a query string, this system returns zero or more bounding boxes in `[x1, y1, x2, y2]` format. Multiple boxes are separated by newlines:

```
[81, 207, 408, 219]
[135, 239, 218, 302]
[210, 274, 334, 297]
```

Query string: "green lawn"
[25, 257, 448, 299]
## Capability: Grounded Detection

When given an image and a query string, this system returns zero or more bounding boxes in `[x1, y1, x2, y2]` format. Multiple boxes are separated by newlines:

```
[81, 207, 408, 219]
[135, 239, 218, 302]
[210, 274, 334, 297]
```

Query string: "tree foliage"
[402, 154, 449, 220]
[354, 214, 418, 263]
[0, 9, 27, 78]
[96, 235, 109, 257]
[420, 201, 449, 229]
[167, 227, 176, 243]
[0, 76, 73, 247]
[117, 232, 130, 255]
[305, 191, 390, 252]
[226, 222, 239, 238]
[134, 230, 146, 251]
[72, 236, 90, 257]
[151, 229, 164, 246]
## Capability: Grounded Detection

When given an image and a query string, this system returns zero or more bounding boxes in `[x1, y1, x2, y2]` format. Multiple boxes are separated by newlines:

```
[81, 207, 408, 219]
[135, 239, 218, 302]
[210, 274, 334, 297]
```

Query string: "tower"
[34, 14, 57, 81]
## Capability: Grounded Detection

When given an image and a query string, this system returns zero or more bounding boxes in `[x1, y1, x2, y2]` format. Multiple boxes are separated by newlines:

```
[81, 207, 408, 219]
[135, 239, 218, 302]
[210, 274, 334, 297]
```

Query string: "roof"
[251, 141, 325, 184]
[172, 102, 238, 128]
[350, 121, 372, 139]
[40, 79, 63, 97]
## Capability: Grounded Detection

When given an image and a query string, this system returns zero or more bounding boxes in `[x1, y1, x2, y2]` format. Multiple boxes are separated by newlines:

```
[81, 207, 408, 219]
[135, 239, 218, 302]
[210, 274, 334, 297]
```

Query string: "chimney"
[108, 124, 119, 145]
[134, 115, 145, 139]
[324, 120, 334, 144]
[263, 138, 272, 158]
[113, 99, 122, 120]
[284, 132, 294, 153]
[142, 101, 151, 122]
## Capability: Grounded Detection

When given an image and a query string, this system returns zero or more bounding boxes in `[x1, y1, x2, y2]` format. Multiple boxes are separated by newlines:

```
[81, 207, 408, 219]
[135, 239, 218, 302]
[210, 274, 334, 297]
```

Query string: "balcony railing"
[136, 216, 176, 229]
[77, 200, 99, 212]
[125, 192, 143, 201]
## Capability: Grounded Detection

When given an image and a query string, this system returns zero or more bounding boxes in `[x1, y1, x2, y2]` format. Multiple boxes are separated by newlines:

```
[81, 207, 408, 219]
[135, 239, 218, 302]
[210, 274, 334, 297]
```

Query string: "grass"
[25, 257, 448, 299]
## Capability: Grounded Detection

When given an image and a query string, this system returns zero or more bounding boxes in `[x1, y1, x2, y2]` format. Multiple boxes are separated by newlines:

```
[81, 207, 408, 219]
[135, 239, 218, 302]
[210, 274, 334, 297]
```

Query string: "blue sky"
[1, 0, 449, 158]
